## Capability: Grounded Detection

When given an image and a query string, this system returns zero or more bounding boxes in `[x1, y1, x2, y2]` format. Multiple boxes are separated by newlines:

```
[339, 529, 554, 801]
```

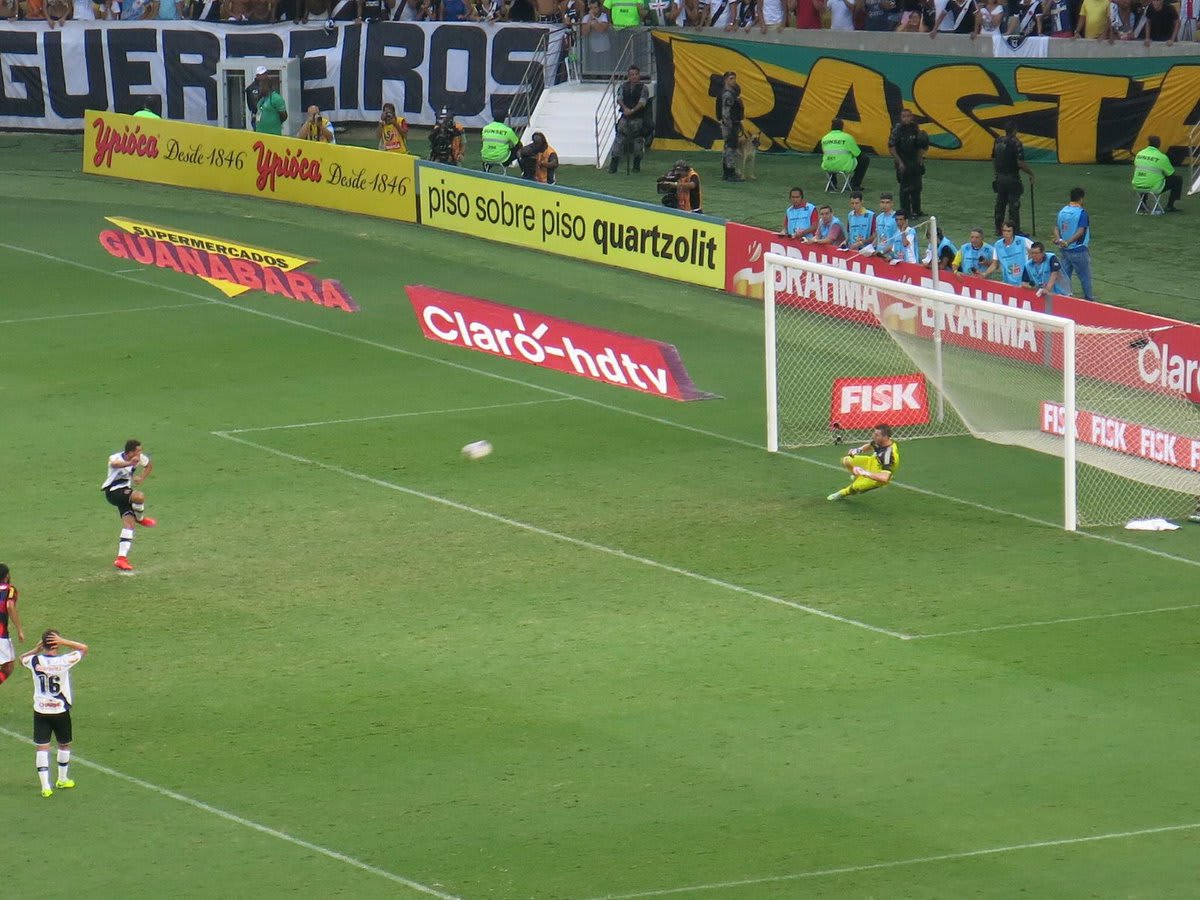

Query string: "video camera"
[656, 161, 690, 208]
[429, 108, 459, 164]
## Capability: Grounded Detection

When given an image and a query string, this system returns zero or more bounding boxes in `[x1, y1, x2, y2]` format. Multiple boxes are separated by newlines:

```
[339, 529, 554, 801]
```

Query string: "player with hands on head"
[20, 629, 88, 797]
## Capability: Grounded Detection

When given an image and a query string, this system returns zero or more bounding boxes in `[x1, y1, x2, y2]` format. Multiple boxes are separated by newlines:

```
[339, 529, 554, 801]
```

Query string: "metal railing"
[506, 28, 574, 128]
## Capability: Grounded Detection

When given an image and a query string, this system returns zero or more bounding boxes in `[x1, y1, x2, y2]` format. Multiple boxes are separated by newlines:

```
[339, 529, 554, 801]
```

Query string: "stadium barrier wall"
[416, 161, 727, 289]
[651, 29, 1200, 163]
[0, 21, 563, 132]
[727, 220, 1200, 405]
[83, 110, 418, 223]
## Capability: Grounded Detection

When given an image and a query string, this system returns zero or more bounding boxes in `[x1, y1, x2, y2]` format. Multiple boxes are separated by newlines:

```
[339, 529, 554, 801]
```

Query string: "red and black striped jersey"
[0, 583, 16, 640]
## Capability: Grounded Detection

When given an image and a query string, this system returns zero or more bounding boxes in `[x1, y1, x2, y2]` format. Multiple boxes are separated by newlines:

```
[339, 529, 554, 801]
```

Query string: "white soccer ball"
[462, 440, 493, 460]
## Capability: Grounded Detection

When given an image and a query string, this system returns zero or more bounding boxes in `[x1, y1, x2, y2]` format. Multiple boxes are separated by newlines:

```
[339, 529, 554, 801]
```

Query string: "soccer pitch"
[5, 134, 1200, 898]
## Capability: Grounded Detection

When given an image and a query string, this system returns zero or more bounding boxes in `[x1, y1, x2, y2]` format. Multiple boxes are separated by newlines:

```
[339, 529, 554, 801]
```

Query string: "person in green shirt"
[1132, 135, 1182, 213]
[604, 0, 645, 27]
[253, 67, 287, 137]
[820, 117, 868, 191]
[480, 114, 521, 171]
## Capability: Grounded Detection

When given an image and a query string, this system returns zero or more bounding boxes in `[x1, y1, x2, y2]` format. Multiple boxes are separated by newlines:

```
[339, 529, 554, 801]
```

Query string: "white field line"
[908, 601, 1200, 639]
[221, 397, 577, 434]
[0, 725, 462, 899]
[212, 430, 911, 640]
[8, 240, 1200, 632]
[584, 820, 1200, 899]
[0, 301, 208, 325]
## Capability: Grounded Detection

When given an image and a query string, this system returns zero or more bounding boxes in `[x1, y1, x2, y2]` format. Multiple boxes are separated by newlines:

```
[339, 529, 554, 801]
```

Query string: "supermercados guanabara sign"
[651, 30, 1200, 164]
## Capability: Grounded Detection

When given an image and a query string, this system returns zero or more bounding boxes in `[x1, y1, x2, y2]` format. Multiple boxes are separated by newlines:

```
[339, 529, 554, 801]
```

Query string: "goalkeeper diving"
[827, 423, 899, 501]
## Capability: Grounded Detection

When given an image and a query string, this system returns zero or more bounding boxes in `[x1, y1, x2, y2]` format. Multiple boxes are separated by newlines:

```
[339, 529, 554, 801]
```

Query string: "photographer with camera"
[296, 105, 335, 143]
[518, 132, 559, 184]
[378, 103, 409, 154]
[428, 108, 465, 166]
[657, 159, 702, 213]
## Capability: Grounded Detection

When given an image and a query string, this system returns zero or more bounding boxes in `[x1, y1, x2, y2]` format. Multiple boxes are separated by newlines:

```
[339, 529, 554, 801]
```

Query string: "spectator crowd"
[0, 0, 1194, 44]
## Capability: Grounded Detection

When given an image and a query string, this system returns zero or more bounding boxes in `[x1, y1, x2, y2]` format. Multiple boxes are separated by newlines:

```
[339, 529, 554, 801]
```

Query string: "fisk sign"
[406, 286, 716, 401]
[832, 375, 930, 428]
[1041, 402, 1200, 474]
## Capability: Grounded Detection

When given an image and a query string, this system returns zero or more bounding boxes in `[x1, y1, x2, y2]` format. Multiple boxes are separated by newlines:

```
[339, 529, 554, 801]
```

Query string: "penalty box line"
[584, 819, 1200, 899]
[9, 241, 1200, 638]
[220, 397, 578, 435]
[211, 430, 911, 640]
[0, 725, 462, 900]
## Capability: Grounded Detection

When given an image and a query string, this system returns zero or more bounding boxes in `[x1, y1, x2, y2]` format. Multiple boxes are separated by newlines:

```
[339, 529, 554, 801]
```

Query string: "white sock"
[57, 749, 70, 781]
[36, 750, 50, 790]
[131, 501, 145, 522]
[118, 528, 134, 558]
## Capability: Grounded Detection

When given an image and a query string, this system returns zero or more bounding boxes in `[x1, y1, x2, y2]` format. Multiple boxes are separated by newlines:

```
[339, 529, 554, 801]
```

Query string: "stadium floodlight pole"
[764, 256, 780, 453]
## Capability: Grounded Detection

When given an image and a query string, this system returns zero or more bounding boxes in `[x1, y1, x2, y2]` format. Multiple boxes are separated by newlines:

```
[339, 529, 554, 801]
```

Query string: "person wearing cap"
[253, 67, 287, 136]
[661, 159, 702, 213]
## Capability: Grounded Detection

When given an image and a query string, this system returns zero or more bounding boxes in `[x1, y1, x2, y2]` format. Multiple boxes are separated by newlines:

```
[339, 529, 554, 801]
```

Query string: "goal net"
[764, 252, 1200, 529]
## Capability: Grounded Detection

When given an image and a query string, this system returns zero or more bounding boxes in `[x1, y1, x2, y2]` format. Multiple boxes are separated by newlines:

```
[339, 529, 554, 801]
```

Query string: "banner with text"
[1041, 402, 1200, 473]
[407, 285, 716, 401]
[419, 163, 726, 289]
[1, 21, 562, 131]
[83, 110, 417, 223]
[726, 220, 1200, 404]
[653, 30, 1200, 163]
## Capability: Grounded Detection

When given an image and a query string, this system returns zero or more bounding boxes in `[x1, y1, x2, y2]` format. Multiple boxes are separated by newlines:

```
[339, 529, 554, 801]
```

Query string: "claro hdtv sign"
[418, 164, 726, 289]
[407, 286, 716, 401]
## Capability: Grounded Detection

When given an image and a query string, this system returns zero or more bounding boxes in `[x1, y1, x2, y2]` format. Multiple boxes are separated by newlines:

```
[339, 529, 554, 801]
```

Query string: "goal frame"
[762, 252, 1079, 531]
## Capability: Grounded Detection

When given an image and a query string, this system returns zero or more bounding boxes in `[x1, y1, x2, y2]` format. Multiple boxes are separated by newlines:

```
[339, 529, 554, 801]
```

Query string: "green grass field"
[4, 132, 1200, 898]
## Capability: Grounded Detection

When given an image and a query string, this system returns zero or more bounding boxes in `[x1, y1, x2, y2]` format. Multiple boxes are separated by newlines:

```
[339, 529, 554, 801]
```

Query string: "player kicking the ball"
[827, 423, 899, 501]
[102, 439, 156, 571]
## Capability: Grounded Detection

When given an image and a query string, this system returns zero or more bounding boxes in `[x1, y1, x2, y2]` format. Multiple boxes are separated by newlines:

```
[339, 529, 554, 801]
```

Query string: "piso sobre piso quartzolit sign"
[83, 110, 416, 224]
[418, 163, 726, 291]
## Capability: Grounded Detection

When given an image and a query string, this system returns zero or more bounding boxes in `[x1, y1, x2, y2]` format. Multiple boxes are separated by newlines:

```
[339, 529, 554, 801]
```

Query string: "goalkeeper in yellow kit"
[827, 423, 899, 501]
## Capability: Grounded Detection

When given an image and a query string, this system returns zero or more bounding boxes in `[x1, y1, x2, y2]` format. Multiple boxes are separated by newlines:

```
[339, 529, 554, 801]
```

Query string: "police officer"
[992, 120, 1035, 235]
[887, 108, 929, 217]
[720, 71, 744, 183]
[610, 65, 650, 174]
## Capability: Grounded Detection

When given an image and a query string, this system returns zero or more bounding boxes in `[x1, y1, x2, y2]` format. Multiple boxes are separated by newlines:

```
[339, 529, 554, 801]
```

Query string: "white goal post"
[764, 252, 1200, 531]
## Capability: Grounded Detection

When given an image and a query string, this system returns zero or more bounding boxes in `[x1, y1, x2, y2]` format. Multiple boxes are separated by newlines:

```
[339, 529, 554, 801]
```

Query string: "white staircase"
[522, 82, 613, 168]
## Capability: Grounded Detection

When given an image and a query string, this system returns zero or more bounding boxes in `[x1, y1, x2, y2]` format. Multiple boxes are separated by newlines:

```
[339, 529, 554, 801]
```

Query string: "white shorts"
[0, 638, 14, 666]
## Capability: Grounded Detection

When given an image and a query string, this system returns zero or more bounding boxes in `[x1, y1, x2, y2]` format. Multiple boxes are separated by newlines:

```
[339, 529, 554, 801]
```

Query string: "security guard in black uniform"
[992, 120, 1035, 236]
[887, 108, 930, 218]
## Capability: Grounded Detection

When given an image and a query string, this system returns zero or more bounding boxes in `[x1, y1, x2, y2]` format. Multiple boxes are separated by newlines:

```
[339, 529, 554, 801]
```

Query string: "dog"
[736, 127, 761, 181]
